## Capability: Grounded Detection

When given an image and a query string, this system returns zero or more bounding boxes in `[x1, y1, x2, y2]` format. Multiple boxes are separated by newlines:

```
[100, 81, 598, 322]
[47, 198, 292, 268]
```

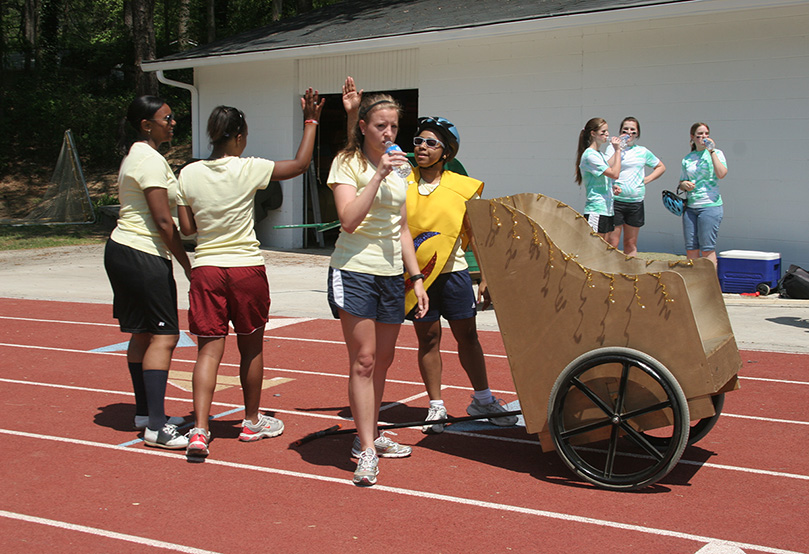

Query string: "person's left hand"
[613, 184, 622, 195]
[342, 76, 362, 116]
[301, 87, 324, 121]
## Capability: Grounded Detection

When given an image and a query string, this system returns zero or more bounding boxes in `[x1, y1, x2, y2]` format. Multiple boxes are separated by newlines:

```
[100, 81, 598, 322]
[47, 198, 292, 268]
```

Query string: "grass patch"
[0, 222, 108, 250]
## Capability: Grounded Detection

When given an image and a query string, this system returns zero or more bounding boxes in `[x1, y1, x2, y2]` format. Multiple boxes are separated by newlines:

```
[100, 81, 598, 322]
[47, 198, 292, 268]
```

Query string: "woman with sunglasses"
[603, 117, 666, 257]
[330, 84, 428, 486]
[177, 90, 323, 460]
[104, 96, 192, 449]
[575, 117, 623, 238]
[403, 117, 519, 433]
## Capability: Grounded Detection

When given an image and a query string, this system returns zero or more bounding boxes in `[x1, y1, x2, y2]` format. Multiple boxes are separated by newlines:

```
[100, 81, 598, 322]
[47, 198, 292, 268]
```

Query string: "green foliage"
[1, 0, 338, 175]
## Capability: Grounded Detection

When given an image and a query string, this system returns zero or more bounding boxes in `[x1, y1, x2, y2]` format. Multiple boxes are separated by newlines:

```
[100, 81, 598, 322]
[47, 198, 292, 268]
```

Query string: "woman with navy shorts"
[575, 117, 623, 238]
[177, 90, 322, 459]
[327, 89, 428, 486]
[678, 122, 728, 266]
[604, 117, 666, 257]
[104, 96, 192, 449]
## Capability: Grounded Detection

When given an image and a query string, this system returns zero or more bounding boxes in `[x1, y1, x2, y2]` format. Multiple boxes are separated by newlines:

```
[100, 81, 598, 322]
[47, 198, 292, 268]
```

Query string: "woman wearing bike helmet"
[403, 116, 518, 433]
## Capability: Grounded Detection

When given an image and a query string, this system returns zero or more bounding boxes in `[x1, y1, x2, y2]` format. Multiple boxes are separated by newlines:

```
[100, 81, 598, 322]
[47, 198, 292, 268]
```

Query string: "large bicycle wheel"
[548, 347, 689, 491]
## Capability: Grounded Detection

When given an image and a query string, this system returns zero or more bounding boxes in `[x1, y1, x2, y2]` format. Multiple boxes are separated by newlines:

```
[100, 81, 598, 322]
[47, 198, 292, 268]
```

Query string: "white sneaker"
[422, 404, 448, 434]
[351, 431, 412, 458]
[466, 396, 518, 427]
[353, 448, 379, 486]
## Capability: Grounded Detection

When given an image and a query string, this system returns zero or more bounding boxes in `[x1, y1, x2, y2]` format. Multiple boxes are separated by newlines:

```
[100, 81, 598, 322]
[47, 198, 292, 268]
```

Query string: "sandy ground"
[1, 243, 808, 353]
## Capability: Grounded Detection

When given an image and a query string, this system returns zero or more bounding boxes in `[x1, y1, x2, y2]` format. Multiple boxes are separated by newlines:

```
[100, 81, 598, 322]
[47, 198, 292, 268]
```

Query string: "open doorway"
[303, 88, 419, 248]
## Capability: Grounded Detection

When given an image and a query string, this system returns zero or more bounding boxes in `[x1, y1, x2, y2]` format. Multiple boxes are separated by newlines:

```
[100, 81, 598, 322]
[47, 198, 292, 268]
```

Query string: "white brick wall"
[191, 3, 809, 266]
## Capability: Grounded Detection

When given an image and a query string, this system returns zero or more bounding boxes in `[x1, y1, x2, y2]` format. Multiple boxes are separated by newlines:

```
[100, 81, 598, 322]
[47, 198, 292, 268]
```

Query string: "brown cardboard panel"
[465, 194, 742, 447]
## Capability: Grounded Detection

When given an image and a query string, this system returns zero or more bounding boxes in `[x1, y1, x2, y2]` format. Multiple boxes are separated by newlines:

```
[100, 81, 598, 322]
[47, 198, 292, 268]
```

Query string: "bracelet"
[304, 119, 318, 125]
[709, 150, 715, 154]
[410, 273, 424, 282]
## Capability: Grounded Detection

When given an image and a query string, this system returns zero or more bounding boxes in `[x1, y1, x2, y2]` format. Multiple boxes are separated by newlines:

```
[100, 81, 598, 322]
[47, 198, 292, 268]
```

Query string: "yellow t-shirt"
[110, 142, 179, 259]
[177, 156, 275, 268]
[415, 178, 478, 274]
[327, 152, 407, 276]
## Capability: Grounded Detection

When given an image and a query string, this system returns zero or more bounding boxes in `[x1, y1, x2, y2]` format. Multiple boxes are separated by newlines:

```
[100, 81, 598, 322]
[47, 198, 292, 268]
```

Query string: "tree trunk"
[271, 0, 282, 22]
[178, 0, 191, 49]
[23, 0, 39, 71]
[130, 0, 158, 96]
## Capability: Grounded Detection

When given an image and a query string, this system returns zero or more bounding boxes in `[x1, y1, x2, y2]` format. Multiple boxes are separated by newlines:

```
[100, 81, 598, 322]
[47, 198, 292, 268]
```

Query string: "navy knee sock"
[127, 362, 148, 416]
[142, 369, 168, 431]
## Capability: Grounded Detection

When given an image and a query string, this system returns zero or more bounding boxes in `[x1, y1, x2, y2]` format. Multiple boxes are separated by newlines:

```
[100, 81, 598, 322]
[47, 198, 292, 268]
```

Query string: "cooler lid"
[718, 250, 780, 260]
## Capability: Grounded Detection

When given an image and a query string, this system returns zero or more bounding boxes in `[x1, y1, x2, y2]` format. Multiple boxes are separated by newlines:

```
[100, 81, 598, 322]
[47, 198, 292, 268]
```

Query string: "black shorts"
[104, 239, 180, 335]
[584, 213, 615, 234]
[613, 200, 645, 228]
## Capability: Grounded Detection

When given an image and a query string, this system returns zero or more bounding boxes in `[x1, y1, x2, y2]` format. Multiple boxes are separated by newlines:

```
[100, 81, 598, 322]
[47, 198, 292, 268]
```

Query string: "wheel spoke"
[559, 416, 613, 440]
[619, 423, 666, 460]
[572, 377, 616, 418]
[604, 424, 621, 477]
[621, 399, 672, 421]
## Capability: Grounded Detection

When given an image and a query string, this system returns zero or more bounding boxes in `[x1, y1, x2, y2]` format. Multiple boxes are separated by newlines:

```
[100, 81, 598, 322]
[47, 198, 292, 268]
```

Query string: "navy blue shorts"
[104, 238, 180, 335]
[406, 269, 476, 322]
[327, 267, 405, 324]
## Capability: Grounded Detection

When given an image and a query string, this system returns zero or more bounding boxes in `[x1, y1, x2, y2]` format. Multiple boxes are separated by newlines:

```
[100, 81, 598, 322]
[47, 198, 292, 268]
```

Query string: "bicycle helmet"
[662, 189, 687, 216]
[415, 116, 460, 162]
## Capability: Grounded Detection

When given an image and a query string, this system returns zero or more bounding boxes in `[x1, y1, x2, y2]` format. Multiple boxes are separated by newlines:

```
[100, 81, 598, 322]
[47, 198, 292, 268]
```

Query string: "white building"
[144, 0, 809, 270]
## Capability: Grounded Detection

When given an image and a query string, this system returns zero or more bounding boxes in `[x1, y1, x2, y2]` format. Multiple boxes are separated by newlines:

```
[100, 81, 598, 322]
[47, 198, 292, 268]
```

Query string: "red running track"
[0, 297, 807, 553]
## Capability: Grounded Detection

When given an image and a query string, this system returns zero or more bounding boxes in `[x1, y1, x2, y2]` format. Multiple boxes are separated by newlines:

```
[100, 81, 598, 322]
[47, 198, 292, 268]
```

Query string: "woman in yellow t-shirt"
[104, 96, 192, 450]
[327, 88, 428, 486]
[177, 90, 323, 459]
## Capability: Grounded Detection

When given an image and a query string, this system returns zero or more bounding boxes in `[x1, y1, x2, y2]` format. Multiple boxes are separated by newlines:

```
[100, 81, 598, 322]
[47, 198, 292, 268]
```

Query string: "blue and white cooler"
[717, 250, 781, 294]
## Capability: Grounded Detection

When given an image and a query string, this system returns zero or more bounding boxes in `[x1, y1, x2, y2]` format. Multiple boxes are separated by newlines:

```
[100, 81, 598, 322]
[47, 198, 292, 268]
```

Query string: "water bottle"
[703, 138, 715, 151]
[384, 141, 412, 178]
[618, 134, 630, 150]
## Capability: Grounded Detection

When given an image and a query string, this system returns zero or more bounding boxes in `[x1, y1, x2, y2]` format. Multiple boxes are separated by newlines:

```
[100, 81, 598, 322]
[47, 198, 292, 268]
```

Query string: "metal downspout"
[156, 70, 200, 158]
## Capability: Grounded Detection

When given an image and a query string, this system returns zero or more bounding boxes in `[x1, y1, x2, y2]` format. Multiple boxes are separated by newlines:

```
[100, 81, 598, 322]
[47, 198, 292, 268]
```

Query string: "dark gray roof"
[146, 0, 695, 67]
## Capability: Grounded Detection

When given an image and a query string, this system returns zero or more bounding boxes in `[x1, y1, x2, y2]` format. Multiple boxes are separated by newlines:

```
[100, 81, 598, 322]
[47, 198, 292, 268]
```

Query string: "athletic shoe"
[422, 404, 448, 434]
[134, 415, 186, 430]
[351, 431, 412, 458]
[353, 448, 379, 486]
[143, 423, 189, 449]
[186, 428, 210, 458]
[466, 396, 519, 427]
[239, 414, 284, 442]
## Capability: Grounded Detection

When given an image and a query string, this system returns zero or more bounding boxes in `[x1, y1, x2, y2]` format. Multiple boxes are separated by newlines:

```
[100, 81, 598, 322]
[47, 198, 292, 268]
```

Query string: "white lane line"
[0, 429, 803, 554]
[0, 509, 221, 554]
[8, 313, 809, 369]
[740, 376, 809, 386]
[0, 342, 517, 394]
